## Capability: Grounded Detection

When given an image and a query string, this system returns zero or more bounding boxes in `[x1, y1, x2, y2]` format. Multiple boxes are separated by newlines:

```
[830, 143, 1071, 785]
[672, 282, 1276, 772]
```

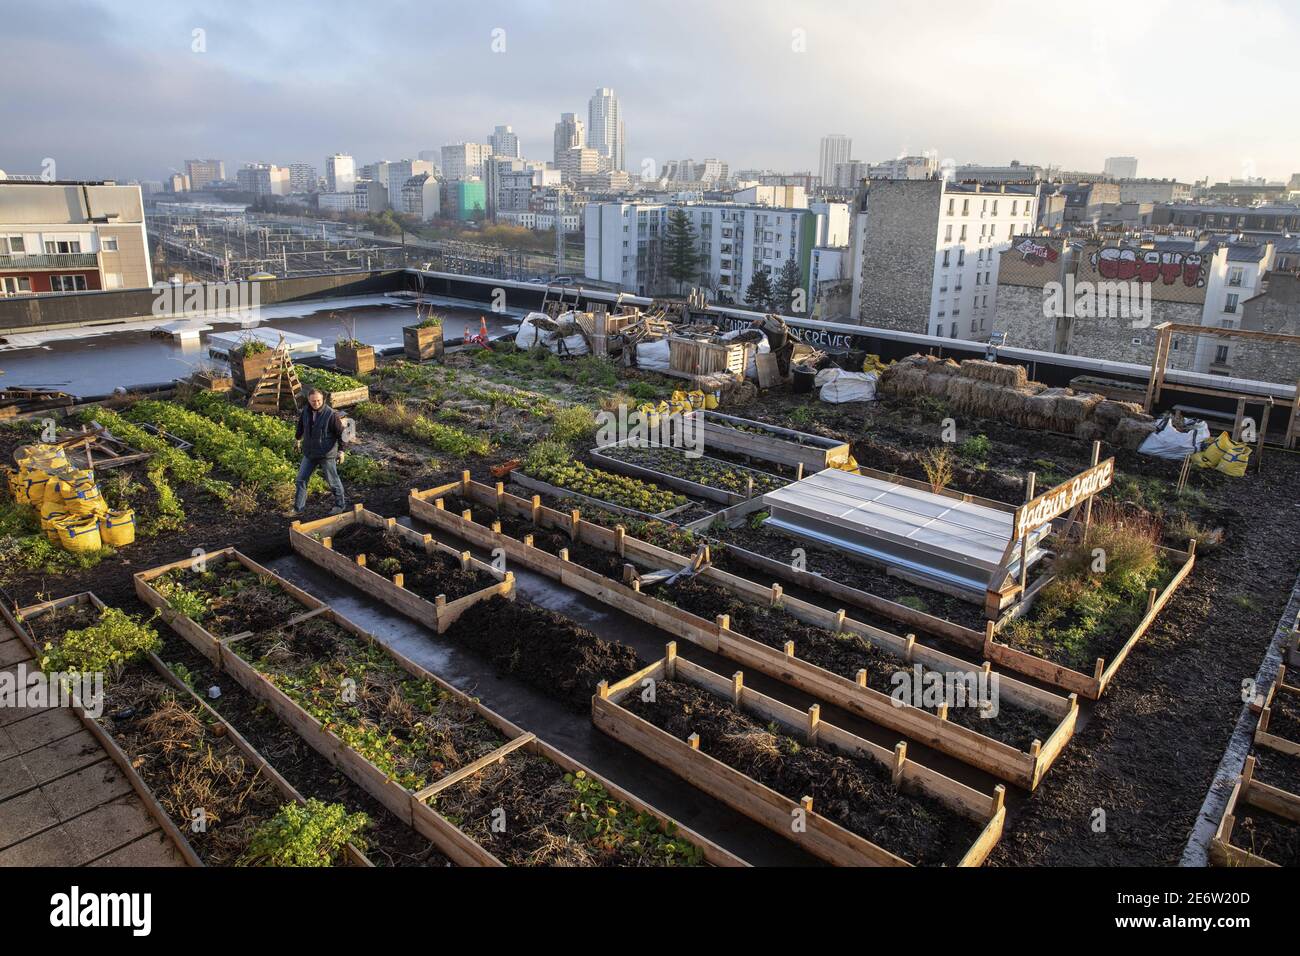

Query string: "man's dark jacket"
[296, 403, 343, 459]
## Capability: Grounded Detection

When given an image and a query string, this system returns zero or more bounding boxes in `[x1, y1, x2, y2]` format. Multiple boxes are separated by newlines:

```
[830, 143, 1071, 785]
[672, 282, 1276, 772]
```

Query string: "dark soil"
[327, 523, 495, 603]
[1265, 687, 1300, 744]
[624, 679, 980, 865]
[1251, 747, 1300, 798]
[1228, 804, 1300, 865]
[442, 596, 643, 712]
[155, 561, 303, 637]
[20, 603, 100, 647]
[99, 665, 286, 866]
[161, 634, 452, 867]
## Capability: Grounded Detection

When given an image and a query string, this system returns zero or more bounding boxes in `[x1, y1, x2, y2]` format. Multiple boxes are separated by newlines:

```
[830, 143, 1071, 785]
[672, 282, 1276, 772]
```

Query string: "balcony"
[0, 253, 98, 270]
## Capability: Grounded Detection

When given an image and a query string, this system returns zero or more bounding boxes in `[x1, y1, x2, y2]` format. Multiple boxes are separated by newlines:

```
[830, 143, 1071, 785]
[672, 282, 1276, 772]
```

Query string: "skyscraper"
[325, 153, 355, 193]
[490, 125, 521, 158]
[818, 135, 852, 188]
[554, 113, 585, 165]
[587, 88, 625, 172]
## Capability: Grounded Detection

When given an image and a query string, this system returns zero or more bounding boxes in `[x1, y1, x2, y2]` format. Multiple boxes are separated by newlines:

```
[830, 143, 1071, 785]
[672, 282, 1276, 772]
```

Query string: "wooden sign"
[1013, 458, 1115, 539]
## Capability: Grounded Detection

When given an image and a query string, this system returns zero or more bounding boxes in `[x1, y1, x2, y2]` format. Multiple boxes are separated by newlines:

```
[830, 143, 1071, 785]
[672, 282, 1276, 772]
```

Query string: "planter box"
[686, 410, 852, 473]
[591, 439, 787, 505]
[193, 371, 234, 393]
[335, 344, 375, 376]
[229, 350, 274, 391]
[319, 385, 370, 409]
[403, 325, 444, 362]
[1255, 671, 1300, 758]
[594, 650, 1006, 866]
[1211, 755, 1300, 867]
[6, 592, 370, 868]
[290, 505, 514, 633]
[411, 476, 1079, 791]
[133, 549, 745, 868]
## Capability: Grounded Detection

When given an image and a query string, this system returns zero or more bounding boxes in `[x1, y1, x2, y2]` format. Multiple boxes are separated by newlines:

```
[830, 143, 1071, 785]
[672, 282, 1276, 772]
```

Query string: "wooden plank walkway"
[0, 622, 185, 866]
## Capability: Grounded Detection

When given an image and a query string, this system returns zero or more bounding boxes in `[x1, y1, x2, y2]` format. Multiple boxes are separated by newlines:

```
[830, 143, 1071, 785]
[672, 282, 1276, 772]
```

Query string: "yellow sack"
[21, 469, 56, 507]
[99, 508, 136, 548]
[41, 510, 69, 543]
[835, 454, 862, 475]
[58, 479, 107, 517]
[56, 515, 102, 553]
[1210, 431, 1250, 477]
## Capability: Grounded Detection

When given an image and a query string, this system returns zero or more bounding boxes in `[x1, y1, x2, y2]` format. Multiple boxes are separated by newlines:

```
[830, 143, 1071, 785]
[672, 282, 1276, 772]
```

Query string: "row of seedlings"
[8, 593, 370, 867]
[133, 548, 745, 867]
[409, 476, 1077, 791]
[591, 440, 789, 505]
[595, 643, 1006, 866]
[289, 505, 514, 633]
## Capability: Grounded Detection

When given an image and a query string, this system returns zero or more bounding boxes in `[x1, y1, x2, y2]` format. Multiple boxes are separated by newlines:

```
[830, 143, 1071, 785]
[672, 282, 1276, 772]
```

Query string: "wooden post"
[855, 668, 867, 688]
[531, 495, 542, 524]
[716, 613, 730, 633]
[796, 462, 804, 480]
[491, 520, 501, 534]
[834, 609, 846, 633]
[322, 536, 333, 550]
[1257, 399, 1272, 472]
[495, 481, 504, 506]
[665, 641, 677, 679]
[731, 671, 743, 706]
[1019, 472, 1036, 594]
[770, 583, 783, 607]
[570, 508, 581, 541]
[783, 640, 795, 658]
[435, 595, 446, 609]
[596, 679, 609, 700]
[459, 551, 471, 571]
[904, 634, 915, 662]
[891, 742, 907, 788]
[558, 547, 569, 562]
[687, 733, 700, 750]
[392, 573, 404, 589]
[461, 469, 471, 493]
[1232, 398, 1247, 442]
[800, 795, 814, 814]
[1082, 441, 1100, 532]
[355, 553, 367, 568]
[461, 509, 472, 522]
[806, 704, 820, 745]
[523, 533, 534, 548]
[615, 525, 626, 556]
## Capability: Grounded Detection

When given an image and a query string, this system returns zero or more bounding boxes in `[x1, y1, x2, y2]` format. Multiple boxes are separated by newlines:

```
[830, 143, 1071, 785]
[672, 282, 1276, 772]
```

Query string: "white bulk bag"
[815, 368, 878, 403]
[721, 329, 771, 379]
[635, 338, 672, 372]
[1138, 416, 1211, 459]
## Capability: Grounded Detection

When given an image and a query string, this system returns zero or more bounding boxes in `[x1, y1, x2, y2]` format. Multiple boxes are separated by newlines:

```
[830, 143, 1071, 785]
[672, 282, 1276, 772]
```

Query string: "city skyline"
[2, 0, 1298, 185]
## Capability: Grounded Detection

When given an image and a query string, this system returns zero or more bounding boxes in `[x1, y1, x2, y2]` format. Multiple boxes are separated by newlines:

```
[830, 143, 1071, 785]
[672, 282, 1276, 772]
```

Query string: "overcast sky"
[2, 0, 1297, 185]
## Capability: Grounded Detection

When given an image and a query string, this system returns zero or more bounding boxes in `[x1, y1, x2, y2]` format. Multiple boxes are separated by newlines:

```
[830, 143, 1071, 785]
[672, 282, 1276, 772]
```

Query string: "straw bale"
[957, 359, 1028, 387]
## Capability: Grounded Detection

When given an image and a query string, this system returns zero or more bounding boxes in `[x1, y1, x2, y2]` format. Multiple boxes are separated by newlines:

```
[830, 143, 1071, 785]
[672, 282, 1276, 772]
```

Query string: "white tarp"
[1138, 416, 1211, 459]
[514, 311, 589, 356]
[815, 368, 878, 403]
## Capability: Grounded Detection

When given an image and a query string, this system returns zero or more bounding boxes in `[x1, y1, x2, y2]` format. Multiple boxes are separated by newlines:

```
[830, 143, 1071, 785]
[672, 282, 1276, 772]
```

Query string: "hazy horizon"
[2, 0, 1297, 186]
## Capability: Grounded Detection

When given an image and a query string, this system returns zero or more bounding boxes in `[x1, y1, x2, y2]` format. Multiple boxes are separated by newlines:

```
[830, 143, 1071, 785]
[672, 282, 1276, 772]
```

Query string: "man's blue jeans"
[295, 455, 346, 512]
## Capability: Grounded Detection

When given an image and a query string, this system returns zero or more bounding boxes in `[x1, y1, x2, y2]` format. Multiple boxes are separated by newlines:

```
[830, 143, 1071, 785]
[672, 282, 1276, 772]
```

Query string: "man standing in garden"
[291, 388, 347, 517]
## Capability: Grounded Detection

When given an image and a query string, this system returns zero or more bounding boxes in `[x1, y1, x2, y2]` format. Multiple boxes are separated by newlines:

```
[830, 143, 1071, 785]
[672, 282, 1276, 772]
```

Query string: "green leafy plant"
[526, 459, 686, 513]
[37, 607, 160, 676]
[565, 771, 703, 866]
[297, 365, 365, 394]
[958, 433, 990, 463]
[238, 799, 369, 867]
[550, 405, 598, 444]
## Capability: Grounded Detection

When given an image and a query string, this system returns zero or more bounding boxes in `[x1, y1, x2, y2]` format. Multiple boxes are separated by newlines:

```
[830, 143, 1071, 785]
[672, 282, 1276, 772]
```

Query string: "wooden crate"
[1210, 755, 1300, 867]
[133, 549, 746, 868]
[290, 505, 514, 633]
[335, 344, 376, 376]
[410, 476, 1078, 790]
[403, 324, 444, 362]
[594, 648, 1006, 866]
[323, 385, 370, 408]
[668, 336, 748, 377]
[7, 592, 370, 868]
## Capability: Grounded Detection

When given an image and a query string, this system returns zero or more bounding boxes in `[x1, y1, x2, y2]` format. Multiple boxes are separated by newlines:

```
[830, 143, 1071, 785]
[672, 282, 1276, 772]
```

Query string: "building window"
[961, 200, 969, 216]
[50, 275, 88, 292]
[1227, 267, 1243, 287]
[950, 322, 958, 338]
[944, 225, 953, 242]
[1225, 293, 1239, 314]
[959, 225, 967, 241]
[1011, 201, 1018, 216]
[942, 250, 950, 266]
[957, 250, 965, 266]
[44, 239, 81, 254]
[1214, 345, 1229, 363]
[1, 236, 25, 254]
[1, 277, 32, 294]
[947, 198, 955, 215]
[102, 237, 119, 252]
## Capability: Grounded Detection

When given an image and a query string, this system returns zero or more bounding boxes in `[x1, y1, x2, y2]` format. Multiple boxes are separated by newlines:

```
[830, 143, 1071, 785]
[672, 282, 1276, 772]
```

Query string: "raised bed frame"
[133, 549, 744, 868]
[594, 645, 1006, 866]
[684, 409, 852, 473]
[591, 438, 786, 506]
[289, 505, 515, 633]
[411, 476, 1078, 791]
[6, 592, 370, 868]
[510, 469, 692, 521]
[1210, 755, 1300, 867]
[1254, 667, 1300, 758]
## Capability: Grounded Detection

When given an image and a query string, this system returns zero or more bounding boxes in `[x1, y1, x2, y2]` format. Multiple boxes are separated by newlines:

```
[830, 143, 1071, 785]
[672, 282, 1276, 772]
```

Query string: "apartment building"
[185, 159, 225, 189]
[288, 163, 318, 193]
[849, 178, 1038, 339]
[1060, 182, 1122, 226]
[553, 113, 585, 164]
[818, 135, 852, 188]
[400, 174, 440, 221]
[440, 143, 493, 181]
[325, 153, 355, 193]
[588, 88, 625, 172]
[1152, 203, 1300, 236]
[953, 160, 1044, 183]
[489, 125, 521, 159]
[0, 178, 152, 294]
[1117, 179, 1192, 203]
[442, 180, 486, 221]
[386, 160, 435, 212]
[1103, 156, 1139, 180]
[236, 163, 290, 197]
[584, 199, 848, 309]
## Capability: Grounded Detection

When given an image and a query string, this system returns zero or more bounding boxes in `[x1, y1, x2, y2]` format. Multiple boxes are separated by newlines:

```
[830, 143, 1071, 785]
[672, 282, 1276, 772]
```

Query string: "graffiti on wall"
[1014, 238, 1060, 265]
[1092, 248, 1205, 287]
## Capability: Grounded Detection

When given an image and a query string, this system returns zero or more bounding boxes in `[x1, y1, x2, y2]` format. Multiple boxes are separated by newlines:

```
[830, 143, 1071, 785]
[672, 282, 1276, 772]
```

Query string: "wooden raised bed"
[511, 469, 692, 522]
[335, 344, 376, 376]
[229, 350, 274, 391]
[7, 592, 370, 868]
[289, 505, 514, 633]
[133, 549, 745, 868]
[591, 439, 786, 505]
[411, 476, 1078, 790]
[321, 384, 370, 409]
[594, 646, 1006, 866]
[1211, 755, 1300, 867]
[1255, 668, 1300, 758]
[685, 410, 852, 473]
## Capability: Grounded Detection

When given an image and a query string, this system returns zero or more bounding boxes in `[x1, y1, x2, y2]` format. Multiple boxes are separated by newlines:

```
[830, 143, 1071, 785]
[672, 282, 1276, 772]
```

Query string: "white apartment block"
[1104, 156, 1139, 180]
[288, 163, 318, 193]
[489, 125, 521, 158]
[236, 163, 290, 197]
[440, 143, 493, 181]
[1117, 179, 1194, 203]
[850, 179, 1039, 340]
[553, 113, 585, 164]
[868, 155, 939, 181]
[325, 154, 355, 193]
[587, 88, 625, 172]
[732, 185, 808, 209]
[585, 200, 849, 304]
[400, 174, 440, 221]
[818, 135, 852, 188]
[387, 160, 435, 212]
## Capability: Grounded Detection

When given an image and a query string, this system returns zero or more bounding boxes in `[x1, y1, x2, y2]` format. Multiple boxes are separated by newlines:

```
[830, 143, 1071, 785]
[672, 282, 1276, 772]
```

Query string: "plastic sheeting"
[1138, 416, 1211, 459]
[635, 338, 672, 372]
[815, 368, 878, 403]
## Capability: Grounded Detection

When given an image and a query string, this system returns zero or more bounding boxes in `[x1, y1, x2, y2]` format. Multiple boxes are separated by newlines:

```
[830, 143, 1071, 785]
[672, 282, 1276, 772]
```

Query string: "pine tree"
[664, 209, 703, 292]
[772, 258, 804, 314]
[744, 268, 774, 311]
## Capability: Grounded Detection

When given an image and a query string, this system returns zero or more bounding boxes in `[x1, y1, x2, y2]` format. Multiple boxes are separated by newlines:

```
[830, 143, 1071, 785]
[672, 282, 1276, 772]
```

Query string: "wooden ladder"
[247, 340, 302, 413]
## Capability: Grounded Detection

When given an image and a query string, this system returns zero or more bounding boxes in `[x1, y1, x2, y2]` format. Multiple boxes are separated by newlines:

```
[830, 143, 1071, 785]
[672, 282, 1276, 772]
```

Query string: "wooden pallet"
[132, 548, 746, 867]
[594, 647, 1006, 867]
[411, 476, 1079, 791]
